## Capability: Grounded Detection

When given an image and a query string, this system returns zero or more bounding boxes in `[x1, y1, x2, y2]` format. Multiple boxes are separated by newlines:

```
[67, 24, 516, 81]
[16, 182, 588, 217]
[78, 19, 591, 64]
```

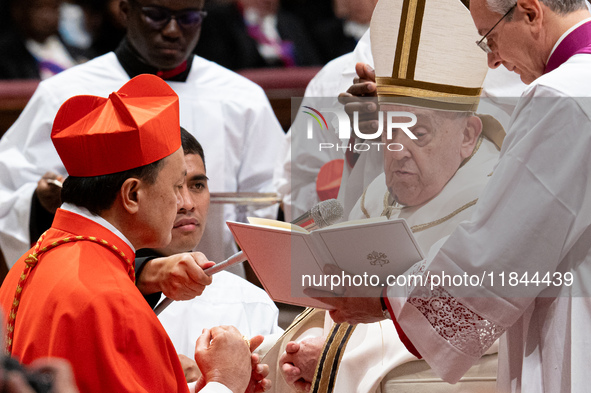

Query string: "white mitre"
[339, 0, 497, 215]
[371, 0, 487, 110]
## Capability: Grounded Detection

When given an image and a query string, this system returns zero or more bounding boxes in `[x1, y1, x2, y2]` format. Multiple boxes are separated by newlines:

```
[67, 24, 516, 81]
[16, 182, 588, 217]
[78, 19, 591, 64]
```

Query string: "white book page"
[227, 221, 333, 308]
[247, 217, 309, 234]
[310, 219, 423, 283]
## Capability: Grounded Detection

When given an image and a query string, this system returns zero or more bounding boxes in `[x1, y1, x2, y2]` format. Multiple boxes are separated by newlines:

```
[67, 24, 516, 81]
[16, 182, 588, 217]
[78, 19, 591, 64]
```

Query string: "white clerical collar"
[547, 17, 591, 62]
[60, 203, 135, 252]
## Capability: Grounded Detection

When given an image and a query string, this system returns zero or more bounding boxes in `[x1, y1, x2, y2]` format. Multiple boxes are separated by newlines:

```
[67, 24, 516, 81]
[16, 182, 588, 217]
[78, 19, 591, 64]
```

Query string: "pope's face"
[156, 153, 209, 256]
[382, 106, 480, 207]
[122, 0, 205, 70]
[138, 147, 186, 248]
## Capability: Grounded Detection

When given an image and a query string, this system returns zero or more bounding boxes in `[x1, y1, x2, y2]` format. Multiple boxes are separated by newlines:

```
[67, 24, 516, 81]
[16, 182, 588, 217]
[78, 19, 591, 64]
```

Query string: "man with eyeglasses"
[0, 0, 283, 281]
[312, 0, 591, 392]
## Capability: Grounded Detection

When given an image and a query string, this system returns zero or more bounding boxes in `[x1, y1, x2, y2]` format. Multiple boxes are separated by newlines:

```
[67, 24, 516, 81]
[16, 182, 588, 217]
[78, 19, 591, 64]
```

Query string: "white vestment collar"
[60, 202, 136, 252]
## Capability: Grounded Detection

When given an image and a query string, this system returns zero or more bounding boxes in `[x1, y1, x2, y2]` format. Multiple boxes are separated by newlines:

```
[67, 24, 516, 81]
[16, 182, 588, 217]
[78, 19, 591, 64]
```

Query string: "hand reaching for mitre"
[337, 63, 379, 137]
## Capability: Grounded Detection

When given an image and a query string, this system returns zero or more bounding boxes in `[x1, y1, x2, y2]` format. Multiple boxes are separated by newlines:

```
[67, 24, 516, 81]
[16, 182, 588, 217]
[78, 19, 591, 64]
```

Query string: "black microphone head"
[310, 199, 344, 228]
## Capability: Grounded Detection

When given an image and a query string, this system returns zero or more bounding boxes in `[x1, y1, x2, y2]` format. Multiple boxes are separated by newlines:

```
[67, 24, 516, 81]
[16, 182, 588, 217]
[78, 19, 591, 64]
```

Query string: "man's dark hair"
[181, 127, 205, 167]
[61, 156, 165, 215]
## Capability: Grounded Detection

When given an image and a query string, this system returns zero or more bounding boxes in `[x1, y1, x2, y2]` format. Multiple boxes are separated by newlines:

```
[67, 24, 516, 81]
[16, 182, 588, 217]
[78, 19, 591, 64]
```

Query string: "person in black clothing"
[0, 0, 85, 79]
[312, 0, 377, 64]
[195, 0, 321, 70]
[75, 0, 127, 57]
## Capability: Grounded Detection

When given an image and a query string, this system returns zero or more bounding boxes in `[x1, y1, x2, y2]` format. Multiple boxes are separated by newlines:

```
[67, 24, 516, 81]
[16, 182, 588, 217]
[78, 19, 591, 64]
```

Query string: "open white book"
[227, 217, 424, 309]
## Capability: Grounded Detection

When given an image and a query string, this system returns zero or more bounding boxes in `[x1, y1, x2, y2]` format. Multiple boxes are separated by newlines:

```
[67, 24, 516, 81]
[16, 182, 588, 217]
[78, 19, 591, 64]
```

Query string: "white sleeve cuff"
[193, 381, 233, 393]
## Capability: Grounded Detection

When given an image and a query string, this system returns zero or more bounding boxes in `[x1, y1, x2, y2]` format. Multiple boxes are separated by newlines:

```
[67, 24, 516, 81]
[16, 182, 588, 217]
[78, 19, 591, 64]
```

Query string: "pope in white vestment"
[269, 1, 510, 391]
[270, 128, 503, 393]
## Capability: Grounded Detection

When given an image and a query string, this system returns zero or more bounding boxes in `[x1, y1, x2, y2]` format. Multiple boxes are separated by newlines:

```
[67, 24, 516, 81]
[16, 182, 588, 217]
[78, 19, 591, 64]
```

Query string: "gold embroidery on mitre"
[398, 0, 419, 78]
[392, 0, 427, 80]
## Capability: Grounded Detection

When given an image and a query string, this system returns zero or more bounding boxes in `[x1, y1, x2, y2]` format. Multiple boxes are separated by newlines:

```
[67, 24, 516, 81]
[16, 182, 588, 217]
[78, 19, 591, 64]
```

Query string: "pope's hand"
[279, 336, 325, 392]
[136, 252, 214, 299]
[305, 265, 385, 325]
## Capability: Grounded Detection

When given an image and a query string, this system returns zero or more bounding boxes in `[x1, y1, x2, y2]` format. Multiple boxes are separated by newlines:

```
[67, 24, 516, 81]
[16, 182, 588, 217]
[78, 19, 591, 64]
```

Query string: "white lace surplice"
[387, 55, 591, 392]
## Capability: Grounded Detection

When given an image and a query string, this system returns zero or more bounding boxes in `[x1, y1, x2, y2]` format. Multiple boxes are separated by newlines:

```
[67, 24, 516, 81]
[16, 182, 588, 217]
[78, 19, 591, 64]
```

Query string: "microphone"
[154, 199, 344, 315]
[291, 199, 344, 231]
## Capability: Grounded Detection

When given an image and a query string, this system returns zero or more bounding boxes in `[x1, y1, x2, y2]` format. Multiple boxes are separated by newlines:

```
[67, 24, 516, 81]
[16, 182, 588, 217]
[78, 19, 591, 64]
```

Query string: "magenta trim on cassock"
[545, 20, 591, 74]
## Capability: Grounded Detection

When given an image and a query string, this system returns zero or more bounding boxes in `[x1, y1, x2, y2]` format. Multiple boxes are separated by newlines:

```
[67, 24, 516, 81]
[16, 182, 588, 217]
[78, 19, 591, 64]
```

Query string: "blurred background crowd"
[0, 0, 378, 79]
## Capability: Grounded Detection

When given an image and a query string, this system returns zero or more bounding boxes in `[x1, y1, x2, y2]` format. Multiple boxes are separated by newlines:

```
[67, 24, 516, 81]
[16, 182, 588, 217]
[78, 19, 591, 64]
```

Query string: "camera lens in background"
[1, 356, 54, 393]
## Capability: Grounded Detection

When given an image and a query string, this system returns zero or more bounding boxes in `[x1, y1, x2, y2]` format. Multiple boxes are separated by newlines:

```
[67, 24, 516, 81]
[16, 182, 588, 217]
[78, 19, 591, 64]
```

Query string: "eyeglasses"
[475, 5, 515, 53]
[134, 2, 207, 30]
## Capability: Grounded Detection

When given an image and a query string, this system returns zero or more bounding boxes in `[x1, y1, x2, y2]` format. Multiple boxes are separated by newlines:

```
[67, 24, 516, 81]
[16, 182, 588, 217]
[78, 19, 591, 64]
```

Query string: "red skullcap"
[51, 74, 181, 177]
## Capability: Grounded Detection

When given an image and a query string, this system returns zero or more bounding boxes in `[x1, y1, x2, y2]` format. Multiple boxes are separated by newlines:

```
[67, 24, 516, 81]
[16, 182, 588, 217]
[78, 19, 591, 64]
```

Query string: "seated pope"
[265, 0, 506, 392]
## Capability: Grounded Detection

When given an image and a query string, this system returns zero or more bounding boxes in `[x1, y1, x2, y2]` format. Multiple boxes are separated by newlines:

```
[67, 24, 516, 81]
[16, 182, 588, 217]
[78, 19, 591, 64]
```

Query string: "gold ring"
[242, 335, 251, 349]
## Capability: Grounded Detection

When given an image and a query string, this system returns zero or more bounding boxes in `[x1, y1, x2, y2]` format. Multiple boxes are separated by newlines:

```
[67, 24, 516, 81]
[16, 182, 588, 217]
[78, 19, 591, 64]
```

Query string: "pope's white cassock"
[265, 122, 504, 393]
[386, 23, 591, 393]
[0, 53, 283, 266]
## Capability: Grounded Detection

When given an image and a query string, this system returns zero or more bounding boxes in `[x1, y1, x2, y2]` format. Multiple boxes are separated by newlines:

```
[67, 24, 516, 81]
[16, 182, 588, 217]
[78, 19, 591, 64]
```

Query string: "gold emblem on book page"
[367, 251, 389, 267]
